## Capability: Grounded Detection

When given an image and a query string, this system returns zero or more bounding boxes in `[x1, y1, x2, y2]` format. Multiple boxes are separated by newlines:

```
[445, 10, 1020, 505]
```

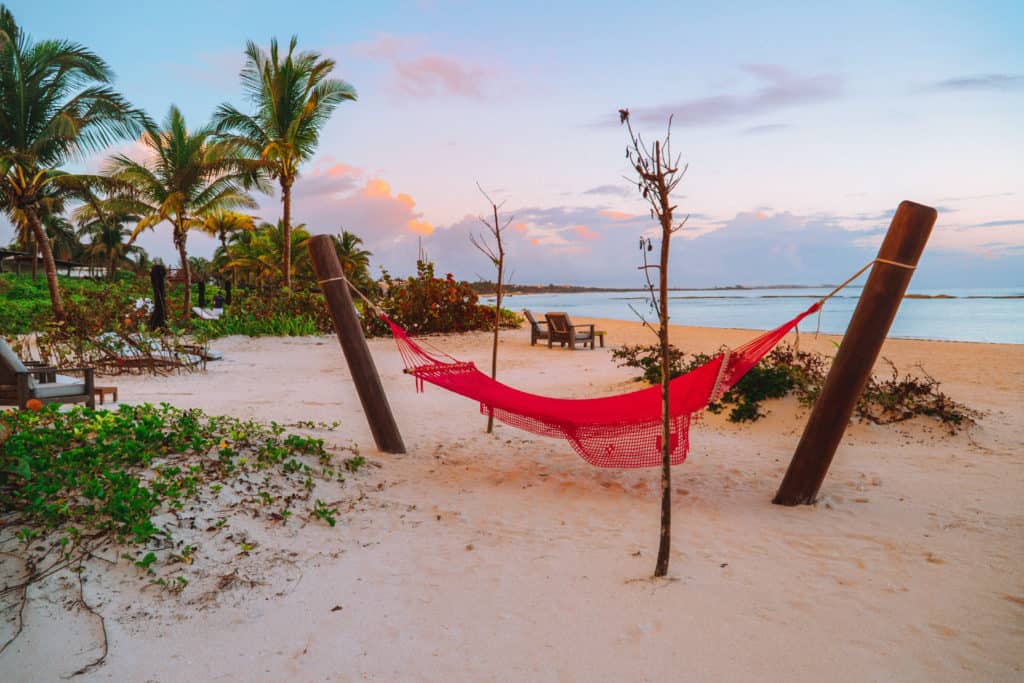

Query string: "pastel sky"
[4, 0, 1023, 288]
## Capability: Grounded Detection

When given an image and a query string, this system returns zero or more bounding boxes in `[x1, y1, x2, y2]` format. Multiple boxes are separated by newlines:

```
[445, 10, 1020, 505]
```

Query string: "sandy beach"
[2, 317, 1022, 682]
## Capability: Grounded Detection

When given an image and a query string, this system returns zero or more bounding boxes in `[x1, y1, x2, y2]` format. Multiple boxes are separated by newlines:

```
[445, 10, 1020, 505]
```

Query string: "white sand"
[2, 319, 1022, 682]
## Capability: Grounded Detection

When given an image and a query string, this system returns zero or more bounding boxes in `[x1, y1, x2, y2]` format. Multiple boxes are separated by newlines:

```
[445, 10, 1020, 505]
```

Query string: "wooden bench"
[595, 331, 606, 348]
[94, 386, 118, 405]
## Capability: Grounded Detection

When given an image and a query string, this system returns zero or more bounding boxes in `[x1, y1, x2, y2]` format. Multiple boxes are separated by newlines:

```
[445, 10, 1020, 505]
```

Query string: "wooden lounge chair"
[523, 310, 549, 346]
[0, 338, 95, 409]
[544, 312, 597, 350]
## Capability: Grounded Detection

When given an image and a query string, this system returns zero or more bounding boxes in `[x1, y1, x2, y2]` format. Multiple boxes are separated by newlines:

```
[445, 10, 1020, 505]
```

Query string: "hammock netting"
[384, 301, 821, 469]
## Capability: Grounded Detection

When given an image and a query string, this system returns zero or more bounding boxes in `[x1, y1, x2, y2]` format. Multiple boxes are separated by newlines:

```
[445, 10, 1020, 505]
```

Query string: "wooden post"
[149, 264, 167, 330]
[773, 201, 936, 506]
[307, 235, 406, 454]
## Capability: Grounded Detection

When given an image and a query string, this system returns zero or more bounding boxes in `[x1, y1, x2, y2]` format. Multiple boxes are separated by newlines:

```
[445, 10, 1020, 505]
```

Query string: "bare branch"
[474, 182, 510, 435]
[619, 107, 688, 579]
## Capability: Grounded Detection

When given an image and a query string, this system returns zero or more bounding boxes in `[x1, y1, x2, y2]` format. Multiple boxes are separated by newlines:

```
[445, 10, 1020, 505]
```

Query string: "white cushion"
[33, 382, 86, 399]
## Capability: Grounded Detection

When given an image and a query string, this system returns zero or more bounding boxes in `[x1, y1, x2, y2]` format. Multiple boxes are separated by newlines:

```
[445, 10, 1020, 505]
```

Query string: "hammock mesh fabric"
[385, 302, 820, 468]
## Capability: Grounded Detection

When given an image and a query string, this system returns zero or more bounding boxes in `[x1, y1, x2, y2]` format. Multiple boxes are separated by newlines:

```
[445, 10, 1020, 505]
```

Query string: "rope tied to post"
[318, 274, 386, 317]
[809, 257, 917, 337]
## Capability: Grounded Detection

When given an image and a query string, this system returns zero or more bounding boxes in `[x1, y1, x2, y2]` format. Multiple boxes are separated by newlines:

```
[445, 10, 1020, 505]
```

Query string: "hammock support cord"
[368, 259, 910, 468]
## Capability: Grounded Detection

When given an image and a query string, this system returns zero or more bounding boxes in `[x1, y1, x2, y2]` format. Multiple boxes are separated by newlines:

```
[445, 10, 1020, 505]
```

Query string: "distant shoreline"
[473, 283, 841, 295]
[478, 285, 1024, 300]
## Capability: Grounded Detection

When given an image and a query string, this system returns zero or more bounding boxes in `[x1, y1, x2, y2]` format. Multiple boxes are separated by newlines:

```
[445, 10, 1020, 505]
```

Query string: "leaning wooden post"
[773, 200, 936, 506]
[308, 235, 406, 454]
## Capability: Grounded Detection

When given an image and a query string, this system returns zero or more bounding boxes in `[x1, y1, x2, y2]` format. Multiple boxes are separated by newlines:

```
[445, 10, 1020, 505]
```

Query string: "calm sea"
[489, 287, 1023, 344]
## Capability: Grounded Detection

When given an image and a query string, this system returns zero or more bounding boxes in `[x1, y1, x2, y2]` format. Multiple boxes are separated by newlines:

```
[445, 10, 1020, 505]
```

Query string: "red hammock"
[385, 302, 820, 468]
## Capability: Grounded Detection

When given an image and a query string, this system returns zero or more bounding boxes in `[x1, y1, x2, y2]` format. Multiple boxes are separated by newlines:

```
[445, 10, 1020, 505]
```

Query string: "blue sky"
[4, 0, 1023, 287]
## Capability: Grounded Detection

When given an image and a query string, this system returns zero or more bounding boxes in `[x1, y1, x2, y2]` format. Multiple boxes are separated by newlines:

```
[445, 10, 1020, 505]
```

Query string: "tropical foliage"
[109, 105, 262, 318]
[0, 270, 144, 335]
[224, 219, 312, 285]
[0, 4, 145, 319]
[332, 230, 374, 293]
[365, 258, 521, 336]
[73, 199, 142, 279]
[214, 36, 356, 289]
[0, 8, 515, 342]
[191, 289, 331, 339]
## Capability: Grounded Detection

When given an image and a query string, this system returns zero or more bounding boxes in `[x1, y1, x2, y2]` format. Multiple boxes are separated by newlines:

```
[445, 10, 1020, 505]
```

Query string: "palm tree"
[200, 210, 256, 252]
[200, 210, 255, 288]
[188, 256, 213, 285]
[109, 105, 261, 319]
[331, 229, 373, 293]
[74, 201, 140, 280]
[215, 36, 356, 290]
[0, 5, 146, 319]
[7, 179, 67, 278]
[44, 213, 79, 262]
[227, 219, 311, 286]
[127, 249, 152, 277]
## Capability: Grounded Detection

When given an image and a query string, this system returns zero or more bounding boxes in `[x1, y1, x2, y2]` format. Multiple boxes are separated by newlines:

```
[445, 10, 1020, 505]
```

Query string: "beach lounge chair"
[95, 332, 204, 369]
[544, 312, 597, 350]
[192, 306, 221, 320]
[523, 310, 549, 346]
[0, 338, 95, 409]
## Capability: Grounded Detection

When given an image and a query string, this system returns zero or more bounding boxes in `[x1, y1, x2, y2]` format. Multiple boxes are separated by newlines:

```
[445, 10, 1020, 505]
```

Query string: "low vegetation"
[0, 273, 145, 335]
[191, 289, 333, 339]
[0, 403, 362, 666]
[612, 343, 972, 431]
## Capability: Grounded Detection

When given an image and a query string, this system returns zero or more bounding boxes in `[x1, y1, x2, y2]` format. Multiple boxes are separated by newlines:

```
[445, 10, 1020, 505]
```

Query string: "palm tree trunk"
[281, 178, 293, 290]
[25, 207, 65, 321]
[175, 225, 191, 320]
[31, 231, 38, 279]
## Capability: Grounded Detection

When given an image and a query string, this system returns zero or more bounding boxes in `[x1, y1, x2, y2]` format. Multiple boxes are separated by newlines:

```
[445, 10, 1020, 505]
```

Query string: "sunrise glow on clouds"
[4, 0, 1022, 287]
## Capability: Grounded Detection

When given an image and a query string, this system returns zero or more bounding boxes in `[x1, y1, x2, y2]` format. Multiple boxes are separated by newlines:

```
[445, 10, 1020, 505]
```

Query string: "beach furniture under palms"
[0, 338, 96, 409]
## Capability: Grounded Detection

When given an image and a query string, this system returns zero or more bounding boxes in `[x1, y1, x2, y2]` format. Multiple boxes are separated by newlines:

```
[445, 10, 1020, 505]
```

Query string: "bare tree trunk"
[487, 202, 505, 434]
[281, 178, 293, 290]
[622, 113, 686, 578]
[653, 140, 673, 578]
[25, 208, 65, 321]
[175, 225, 191, 320]
[471, 185, 511, 435]
[655, 222, 671, 581]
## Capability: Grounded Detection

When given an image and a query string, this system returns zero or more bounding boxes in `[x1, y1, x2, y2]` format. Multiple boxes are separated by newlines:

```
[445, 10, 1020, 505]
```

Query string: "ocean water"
[490, 287, 1023, 344]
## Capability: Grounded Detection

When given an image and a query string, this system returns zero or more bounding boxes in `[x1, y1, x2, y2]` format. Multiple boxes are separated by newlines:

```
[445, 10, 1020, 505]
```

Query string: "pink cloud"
[354, 178, 435, 236]
[573, 225, 600, 240]
[323, 162, 362, 179]
[393, 55, 484, 97]
[295, 159, 363, 198]
[599, 209, 638, 221]
[362, 178, 393, 199]
[256, 159, 435, 247]
[408, 219, 434, 235]
[352, 33, 488, 99]
[87, 137, 154, 173]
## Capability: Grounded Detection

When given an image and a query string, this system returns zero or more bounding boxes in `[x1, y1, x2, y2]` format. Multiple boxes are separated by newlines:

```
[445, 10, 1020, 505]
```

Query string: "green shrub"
[612, 343, 970, 430]
[363, 259, 522, 336]
[190, 288, 333, 339]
